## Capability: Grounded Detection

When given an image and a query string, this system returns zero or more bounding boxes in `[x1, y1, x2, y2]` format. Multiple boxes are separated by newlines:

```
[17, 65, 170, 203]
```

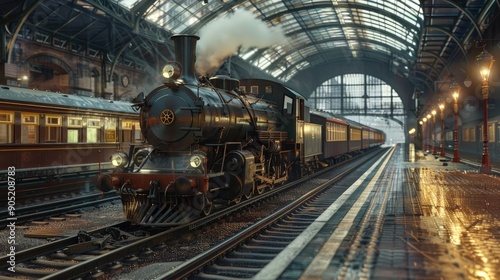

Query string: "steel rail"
[157, 148, 389, 279]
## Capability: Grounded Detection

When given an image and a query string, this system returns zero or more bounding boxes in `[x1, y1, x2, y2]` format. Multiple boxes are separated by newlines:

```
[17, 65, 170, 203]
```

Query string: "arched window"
[309, 74, 404, 118]
[309, 74, 406, 144]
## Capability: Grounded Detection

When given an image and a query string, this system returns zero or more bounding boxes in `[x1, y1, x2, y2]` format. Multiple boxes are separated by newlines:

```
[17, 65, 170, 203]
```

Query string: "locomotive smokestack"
[171, 34, 199, 85]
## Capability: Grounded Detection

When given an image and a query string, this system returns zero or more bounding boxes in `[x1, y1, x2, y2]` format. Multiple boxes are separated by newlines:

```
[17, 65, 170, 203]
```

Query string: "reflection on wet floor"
[404, 146, 500, 279]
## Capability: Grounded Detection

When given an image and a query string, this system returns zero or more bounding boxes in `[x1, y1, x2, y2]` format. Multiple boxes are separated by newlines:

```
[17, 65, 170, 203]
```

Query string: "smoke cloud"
[196, 9, 288, 76]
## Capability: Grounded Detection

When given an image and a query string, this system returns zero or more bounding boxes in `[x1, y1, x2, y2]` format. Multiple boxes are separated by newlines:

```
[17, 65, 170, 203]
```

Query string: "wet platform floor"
[259, 144, 500, 279]
[372, 146, 500, 279]
[374, 144, 500, 279]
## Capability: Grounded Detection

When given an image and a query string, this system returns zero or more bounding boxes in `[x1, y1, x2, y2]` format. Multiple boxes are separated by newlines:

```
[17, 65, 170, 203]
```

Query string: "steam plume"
[196, 9, 287, 76]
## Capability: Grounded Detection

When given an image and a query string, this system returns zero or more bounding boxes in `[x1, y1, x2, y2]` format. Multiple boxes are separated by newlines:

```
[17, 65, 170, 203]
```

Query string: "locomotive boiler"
[98, 35, 294, 225]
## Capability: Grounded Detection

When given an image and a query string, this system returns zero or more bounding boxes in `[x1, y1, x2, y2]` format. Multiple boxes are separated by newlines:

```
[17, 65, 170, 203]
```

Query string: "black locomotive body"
[97, 34, 385, 226]
[98, 35, 304, 225]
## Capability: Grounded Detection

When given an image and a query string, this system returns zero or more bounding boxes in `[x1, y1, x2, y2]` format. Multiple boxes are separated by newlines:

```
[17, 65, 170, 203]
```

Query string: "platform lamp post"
[432, 110, 437, 154]
[451, 83, 461, 162]
[419, 119, 424, 150]
[439, 104, 445, 157]
[427, 113, 431, 152]
[421, 117, 427, 151]
[476, 49, 494, 174]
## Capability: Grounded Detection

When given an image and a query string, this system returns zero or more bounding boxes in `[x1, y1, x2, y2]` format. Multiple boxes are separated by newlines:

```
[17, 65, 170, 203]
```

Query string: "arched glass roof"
[2, 0, 496, 100]
[118, 0, 423, 81]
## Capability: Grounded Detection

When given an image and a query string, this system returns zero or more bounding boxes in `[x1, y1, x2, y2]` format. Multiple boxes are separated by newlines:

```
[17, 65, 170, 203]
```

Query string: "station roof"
[129, 0, 422, 81]
[1, 0, 498, 115]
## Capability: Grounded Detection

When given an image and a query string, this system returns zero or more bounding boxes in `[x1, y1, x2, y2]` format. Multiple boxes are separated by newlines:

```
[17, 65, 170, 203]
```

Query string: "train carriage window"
[284, 95, 293, 115]
[122, 120, 134, 130]
[68, 117, 83, 143]
[0, 111, 14, 143]
[104, 117, 117, 142]
[489, 123, 495, 142]
[351, 128, 361, 141]
[250, 86, 258, 94]
[498, 125, 500, 143]
[479, 124, 495, 142]
[134, 123, 143, 142]
[121, 120, 140, 143]
[326, 123, 333, 142]
[68, 117, 83, 127]
[335, 123, 347, 141]
[87, 119, 101, 143]
[45, 115, 62, 143]
[297, 121, 304, 142]
[21, 113, 39, 143]
[333, 123, 338, 141]
[463, 127, 476, 142]
[46, 115, 61, 126]
[329, 123, 333, 141]
[445, 131, 453, 141]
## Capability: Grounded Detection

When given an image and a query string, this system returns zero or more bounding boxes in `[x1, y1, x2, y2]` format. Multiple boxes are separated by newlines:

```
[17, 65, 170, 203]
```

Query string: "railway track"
[0, 148, 388, 279]
[157, 146, 397, 279]
[0, 191, 119, 228]
[0, 169, 109, 208]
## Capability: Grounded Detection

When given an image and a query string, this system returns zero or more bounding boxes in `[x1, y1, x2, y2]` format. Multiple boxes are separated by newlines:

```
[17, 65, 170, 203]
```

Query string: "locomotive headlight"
[190, 155, 202, 168]
[162, 64, 175, 78]
[111, 152, 129, 167]
[162, 62, 181, 79]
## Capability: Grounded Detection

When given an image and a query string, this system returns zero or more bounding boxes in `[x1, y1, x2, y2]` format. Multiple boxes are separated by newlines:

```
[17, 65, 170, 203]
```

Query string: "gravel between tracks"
[0, 202, 124, 254]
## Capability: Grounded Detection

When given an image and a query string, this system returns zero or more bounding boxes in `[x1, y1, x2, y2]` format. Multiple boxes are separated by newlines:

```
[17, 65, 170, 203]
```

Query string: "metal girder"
[130, 0, 157, 30]
[440, 0, 482, 41]
[425, 25, 470, 66]
[281, 0, 326, 62]
[183, 0, 246, 34]
[6, 0, 42, 64]
[83, 0, 171, 42]
[409, 76, 433, 94]
[420, 51, 451, 75]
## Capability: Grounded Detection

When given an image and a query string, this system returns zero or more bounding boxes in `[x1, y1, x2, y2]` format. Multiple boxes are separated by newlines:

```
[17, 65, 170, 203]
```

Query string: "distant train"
[0, 86, 140, 182]
[97, 34, 385, 226]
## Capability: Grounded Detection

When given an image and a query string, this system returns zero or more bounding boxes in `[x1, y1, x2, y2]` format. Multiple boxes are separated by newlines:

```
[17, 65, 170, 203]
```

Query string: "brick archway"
[25, 53, 75, 94]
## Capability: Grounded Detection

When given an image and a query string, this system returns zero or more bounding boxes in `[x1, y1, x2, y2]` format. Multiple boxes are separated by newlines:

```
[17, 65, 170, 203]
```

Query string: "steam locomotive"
[97, 34, 385, 226]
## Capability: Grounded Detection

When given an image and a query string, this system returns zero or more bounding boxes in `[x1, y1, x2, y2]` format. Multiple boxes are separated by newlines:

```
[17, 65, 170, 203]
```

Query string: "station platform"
[255, 144, 500, 279]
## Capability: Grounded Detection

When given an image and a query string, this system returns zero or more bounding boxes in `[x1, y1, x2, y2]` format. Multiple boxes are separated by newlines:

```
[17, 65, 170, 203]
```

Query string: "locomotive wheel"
[193, 192, 213, 217]
[232, 196, 242, 204]
[256, 185, 265, 195]
[202, 200, 212, 216]
[200, 193, 213, 216]
[244, 189, 253, 200]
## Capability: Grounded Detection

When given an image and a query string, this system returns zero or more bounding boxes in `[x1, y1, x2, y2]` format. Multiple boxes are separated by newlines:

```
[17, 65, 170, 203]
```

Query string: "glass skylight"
[117, 0, 423, 82]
